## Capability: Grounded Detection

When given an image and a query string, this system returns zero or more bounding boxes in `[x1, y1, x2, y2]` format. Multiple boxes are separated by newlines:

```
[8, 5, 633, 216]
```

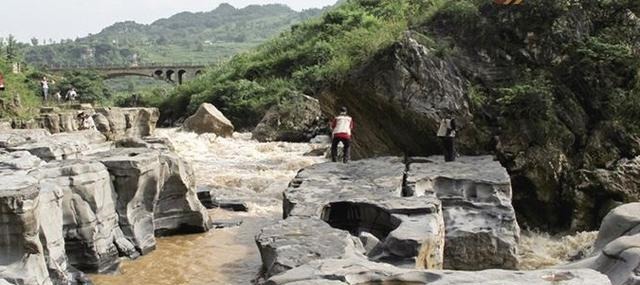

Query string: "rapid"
[90, 128, 598, 284]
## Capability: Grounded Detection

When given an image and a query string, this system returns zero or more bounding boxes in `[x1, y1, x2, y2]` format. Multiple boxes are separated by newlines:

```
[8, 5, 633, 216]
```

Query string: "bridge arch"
[166, 70, 175, 82]
[178, 70, 187, 85]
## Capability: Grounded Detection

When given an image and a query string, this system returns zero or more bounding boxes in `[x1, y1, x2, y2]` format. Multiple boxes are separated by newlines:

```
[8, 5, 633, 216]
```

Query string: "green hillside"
[23, 3, 324, 67]
[158, 0, 640, 231]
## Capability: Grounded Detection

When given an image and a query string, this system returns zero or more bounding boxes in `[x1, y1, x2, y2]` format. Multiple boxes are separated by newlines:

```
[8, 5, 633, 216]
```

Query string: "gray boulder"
[406, 156, 520, 270]
[266, 258, 611, 285]
[183, 103, 234, 137]
[564, 202, 640, 285]
[255, 217, 365, 278]
[0, 151, 44, 172]
[252, 94, 323, 142]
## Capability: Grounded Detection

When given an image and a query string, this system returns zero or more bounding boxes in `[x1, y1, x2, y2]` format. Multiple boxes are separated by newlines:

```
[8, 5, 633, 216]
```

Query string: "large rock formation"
[0, 174, 53, 285]
[0, 123, 210, 283]
[252, 94, 324, 142]
[183, 103, 234, 137]
[406, 156, 520, 270]
[94, 148, 162, 255]
[155, 152, 211, 236]
[564, 203, 640, 285]
[283, 157, 445, 269]
[94, 107, 159, 140]
[30, 160, 136, 273]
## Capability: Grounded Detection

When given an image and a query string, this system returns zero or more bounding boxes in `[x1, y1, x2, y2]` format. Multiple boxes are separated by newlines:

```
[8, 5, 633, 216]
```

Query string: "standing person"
[66, 87, 78, 101]
[0, 72, 5, 91]
[331, 106, 354, 163]
[41, 77, 49, 102]
[437, 116, 457, 162]
[53, 91, 62, 103]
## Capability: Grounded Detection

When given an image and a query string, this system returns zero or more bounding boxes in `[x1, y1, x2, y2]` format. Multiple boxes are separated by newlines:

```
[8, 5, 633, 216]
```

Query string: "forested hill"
[23, 3, 324, 67]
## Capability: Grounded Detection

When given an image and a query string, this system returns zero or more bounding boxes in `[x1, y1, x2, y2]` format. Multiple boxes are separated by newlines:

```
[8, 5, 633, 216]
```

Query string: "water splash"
[517, 230, 598, 270]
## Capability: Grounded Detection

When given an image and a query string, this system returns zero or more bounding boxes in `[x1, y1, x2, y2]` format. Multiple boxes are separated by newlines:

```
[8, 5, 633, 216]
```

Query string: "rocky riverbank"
[0, 108, 210, 284]
[256, 156, 638, 285]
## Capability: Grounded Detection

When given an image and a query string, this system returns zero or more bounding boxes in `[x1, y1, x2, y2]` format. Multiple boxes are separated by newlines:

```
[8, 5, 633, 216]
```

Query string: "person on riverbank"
[41, 77, 49, 101]
[437, 115, 457, 162]
[53, 91, 62, 103]
[331, 106, 354, 163]
[0, 72, 5, 91]
[66, 87, 78, 101]
[78, 112, 96, 130]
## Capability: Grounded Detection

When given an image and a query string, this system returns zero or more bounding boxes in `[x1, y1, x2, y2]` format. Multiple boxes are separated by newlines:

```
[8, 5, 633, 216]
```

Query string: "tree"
[6, 35, 18, 62]
[30, 38, 39, 46]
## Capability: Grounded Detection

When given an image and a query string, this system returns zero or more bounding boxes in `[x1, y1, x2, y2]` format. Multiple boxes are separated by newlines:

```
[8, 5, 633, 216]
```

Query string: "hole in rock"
[321, 202, 401, 240]
[128, 153, 139, 157]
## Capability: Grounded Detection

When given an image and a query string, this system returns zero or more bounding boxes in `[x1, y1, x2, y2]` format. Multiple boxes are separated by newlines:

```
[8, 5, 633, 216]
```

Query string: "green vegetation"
[161, 0, 446, 128]
[0, 59, 41, 119]
[23, 4, 324, 67]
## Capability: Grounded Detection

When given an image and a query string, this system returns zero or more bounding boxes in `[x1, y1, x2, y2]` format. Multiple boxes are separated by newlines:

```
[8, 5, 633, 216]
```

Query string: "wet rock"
[94, 148, 162, 255]
[30, 160, 135, 273]
[0, 174, 52, 285]
[197, 188, 249, 211]
[564, 202, 640, 285]
[283, 157, 445, 269]
[211, 219, 244, 229]
[252, 95, 324, 143]
[183, 103, 234, 137]
[406, 156, 520, 270]
[155, 152, 211, 236]
[266, 258, 611, 285]
[256, 217, 365, 278]
[0, 129, 50, 148]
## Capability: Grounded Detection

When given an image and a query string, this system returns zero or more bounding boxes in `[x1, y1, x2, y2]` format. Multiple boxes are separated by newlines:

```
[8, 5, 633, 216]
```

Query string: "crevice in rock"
[320, 202, 401, 241]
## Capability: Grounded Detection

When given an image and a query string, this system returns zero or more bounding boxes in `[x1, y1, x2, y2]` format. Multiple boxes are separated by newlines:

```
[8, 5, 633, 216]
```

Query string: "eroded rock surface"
[8, 130, 112, 161]
[155, 152, 211, 236]
[0, 174, 52, 285]
[30, 160, 136, 273]
[283, 157, 445, 269]
[256, 217, 365, 278]
[93, 148, 162, 255]
[406, 156, 520, 270]
[266, 258, 611, 285]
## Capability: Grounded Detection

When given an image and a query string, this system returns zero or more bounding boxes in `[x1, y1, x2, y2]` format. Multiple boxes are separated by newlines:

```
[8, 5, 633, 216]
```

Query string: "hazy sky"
[1, 0, 336, 42]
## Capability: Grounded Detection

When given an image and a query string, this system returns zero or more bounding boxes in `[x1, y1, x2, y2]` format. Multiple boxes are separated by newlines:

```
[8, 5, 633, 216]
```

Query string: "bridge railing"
[42, 62, 213, 70]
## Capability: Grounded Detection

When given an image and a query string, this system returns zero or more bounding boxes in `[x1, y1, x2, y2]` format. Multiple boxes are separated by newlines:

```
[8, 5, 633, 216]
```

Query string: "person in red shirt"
[0, 72, 5, 91]
[331, 106, 354, 163]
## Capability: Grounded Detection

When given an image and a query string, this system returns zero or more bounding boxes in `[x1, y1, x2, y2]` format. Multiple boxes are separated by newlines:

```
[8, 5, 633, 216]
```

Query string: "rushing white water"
[518, 231, 598, 270]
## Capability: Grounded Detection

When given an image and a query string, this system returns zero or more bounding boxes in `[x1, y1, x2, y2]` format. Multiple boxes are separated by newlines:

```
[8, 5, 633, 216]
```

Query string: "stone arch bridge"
[46, 63, 206, 85]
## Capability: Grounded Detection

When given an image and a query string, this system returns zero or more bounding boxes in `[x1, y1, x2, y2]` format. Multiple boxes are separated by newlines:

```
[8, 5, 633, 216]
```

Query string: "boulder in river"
[183, 103, 234, 137]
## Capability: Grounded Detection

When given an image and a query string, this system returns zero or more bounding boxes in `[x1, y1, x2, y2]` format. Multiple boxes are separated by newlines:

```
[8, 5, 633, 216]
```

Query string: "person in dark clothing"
[331, 106, 354, 163]
[437, 116, 457, 162]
